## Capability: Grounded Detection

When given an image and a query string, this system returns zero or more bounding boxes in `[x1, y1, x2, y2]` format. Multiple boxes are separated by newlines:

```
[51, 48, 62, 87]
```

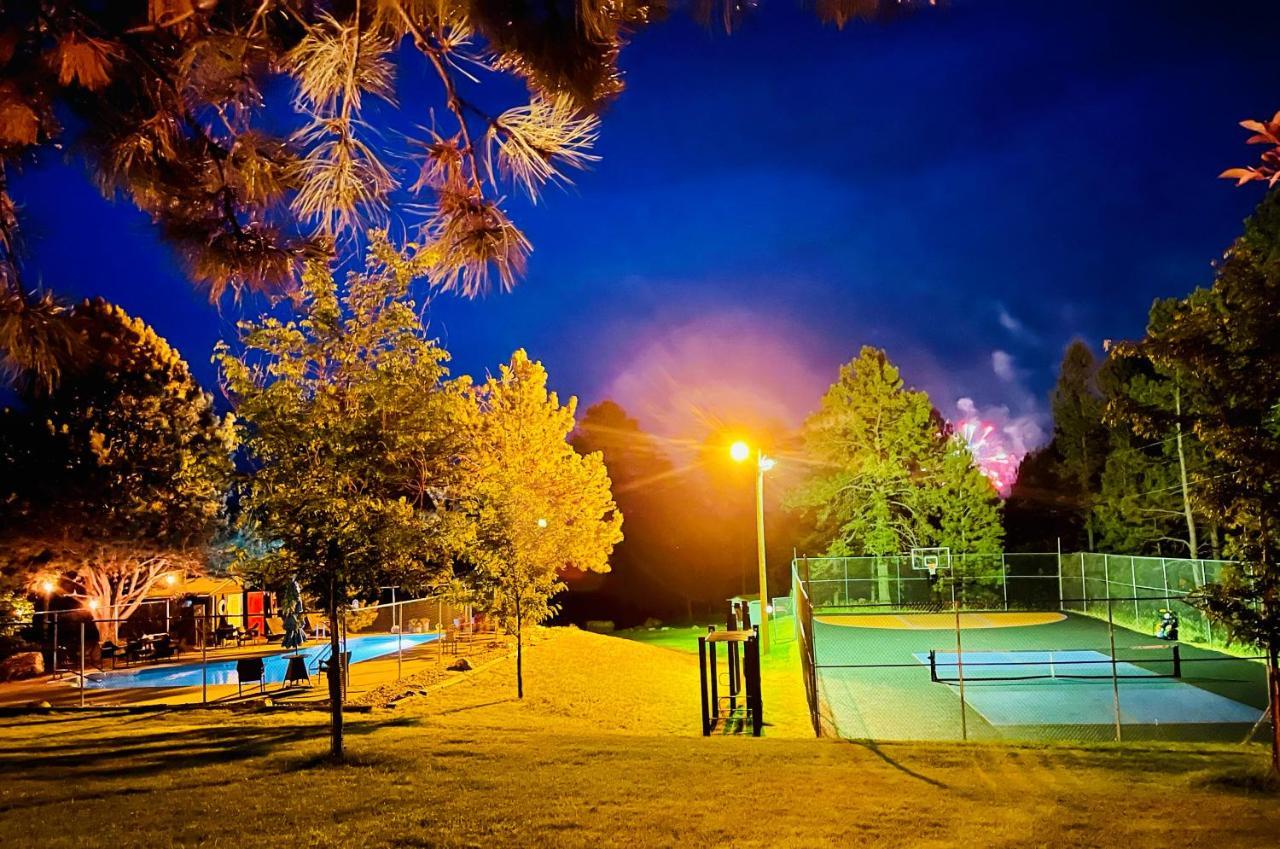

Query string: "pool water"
[79, 633, 439, 689]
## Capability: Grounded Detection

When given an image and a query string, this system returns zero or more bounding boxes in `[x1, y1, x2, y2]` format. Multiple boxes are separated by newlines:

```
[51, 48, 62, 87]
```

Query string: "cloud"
[991, 349, 1017, 382]
[997, 305, 1024, 334]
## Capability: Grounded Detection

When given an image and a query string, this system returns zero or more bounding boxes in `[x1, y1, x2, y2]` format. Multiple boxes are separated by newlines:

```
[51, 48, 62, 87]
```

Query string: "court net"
[926, 645, 1183, 683]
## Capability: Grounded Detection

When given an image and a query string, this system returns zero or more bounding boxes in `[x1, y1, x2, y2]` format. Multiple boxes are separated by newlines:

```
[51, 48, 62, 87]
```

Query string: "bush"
[584, 620, 615, 634]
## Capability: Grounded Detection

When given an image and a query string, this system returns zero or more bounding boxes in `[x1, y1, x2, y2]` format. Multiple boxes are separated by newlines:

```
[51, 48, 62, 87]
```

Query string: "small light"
[759, 456, 776, 472]
[536, 518, 548, 529]
[88, 598, 99, 611]
[40, 580, 55, 595]
[729, 441, 750, 463]
[165, 574, 176, 586]
[766, 604, 775, 614]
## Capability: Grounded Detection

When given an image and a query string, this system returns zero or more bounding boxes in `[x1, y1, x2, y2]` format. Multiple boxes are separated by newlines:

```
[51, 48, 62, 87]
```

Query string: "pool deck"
[0, 631, 503, 709]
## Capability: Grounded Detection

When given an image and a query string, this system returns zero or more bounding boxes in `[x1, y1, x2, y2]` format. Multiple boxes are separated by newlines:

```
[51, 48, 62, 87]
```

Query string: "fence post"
[1080, 552, 1088, 615]
[1056, 538, 1064, 611]
[1130, 556, 1140, 625]
[952, 583, 968, 742]
[1106, 596, 1122, 742]
[52, 614, 58, 681]
[79, 621, 85, 708]
[1160, 557, 1169, 599]
[201, 619, 208, 706]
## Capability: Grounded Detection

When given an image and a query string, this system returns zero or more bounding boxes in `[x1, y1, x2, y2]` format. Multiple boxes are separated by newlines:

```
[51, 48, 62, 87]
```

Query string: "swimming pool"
[79, 633, 439, 689]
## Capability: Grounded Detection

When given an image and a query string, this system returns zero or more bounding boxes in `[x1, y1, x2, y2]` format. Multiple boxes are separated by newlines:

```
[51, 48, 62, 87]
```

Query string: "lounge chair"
[235, 657, 266, 696]
[261, 621, 284, 643]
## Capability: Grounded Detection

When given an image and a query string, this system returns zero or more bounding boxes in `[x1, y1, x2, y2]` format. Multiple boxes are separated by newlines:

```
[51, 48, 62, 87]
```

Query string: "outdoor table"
[283, 654, 310, 688]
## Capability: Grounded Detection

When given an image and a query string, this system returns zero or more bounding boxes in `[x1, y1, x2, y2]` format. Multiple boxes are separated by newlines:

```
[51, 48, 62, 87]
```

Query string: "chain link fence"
[792, 553, 1274, 745]
[0, 594, 482, 707]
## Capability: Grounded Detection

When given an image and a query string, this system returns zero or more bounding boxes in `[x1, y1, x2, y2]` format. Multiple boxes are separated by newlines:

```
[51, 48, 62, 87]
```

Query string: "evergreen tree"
[1049, 340, 1108, 550]
[789, 347, 1002, 598]
[466, 351, 622, 698]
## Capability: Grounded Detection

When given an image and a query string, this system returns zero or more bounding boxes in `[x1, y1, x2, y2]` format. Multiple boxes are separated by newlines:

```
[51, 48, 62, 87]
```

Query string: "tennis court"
[811, 610, 1270, 743]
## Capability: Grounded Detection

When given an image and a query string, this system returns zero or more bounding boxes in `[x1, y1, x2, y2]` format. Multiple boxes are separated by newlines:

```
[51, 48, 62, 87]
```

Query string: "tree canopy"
[466, 350, 622, 697]
[789, 346, 1002, 559]
[0, 298, 235, 639]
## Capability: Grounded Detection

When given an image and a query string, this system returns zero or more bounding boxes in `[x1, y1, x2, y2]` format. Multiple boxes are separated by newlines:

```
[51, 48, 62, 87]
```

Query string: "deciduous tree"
[217, 238, 475, 758]
[466, 351, 622, 698]
[0, 299, 235, 641]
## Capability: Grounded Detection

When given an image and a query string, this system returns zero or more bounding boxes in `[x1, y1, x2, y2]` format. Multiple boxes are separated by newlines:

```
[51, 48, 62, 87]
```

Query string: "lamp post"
[40, 579, 55, 674]
[730, 441, 775, 653]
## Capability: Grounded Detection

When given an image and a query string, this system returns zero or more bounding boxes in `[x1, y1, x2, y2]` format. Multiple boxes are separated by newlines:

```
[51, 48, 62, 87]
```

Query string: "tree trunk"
[1173, 386, 1199, 558]
[1209, 523, 1222, 561]
[1269, 644, 1280, 776]
[515, 593, 524, 700]
[327, 580, 344, 760]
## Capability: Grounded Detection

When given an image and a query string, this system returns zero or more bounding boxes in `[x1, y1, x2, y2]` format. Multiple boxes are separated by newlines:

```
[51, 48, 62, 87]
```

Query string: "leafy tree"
[217, 239, 475, 758]
[466, 350, 622, 698]
[0, 299, 235, 642]
[789, 347, 1001, 599]
[1190, 565, 1280, 774]
[1049, 340, 1108, 550]
[1113, 191, 1280, 773]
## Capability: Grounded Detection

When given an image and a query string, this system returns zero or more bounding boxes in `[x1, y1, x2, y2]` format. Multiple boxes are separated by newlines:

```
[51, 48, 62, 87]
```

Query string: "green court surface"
[812, 610, 1270, 743]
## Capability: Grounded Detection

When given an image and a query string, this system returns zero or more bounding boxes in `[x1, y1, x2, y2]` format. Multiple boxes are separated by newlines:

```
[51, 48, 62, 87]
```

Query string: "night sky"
[9, 0, 1279, 471]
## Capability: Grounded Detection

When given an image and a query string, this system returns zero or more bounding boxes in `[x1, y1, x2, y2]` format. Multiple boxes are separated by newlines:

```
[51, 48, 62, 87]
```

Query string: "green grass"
[0, 628, 1276, 848]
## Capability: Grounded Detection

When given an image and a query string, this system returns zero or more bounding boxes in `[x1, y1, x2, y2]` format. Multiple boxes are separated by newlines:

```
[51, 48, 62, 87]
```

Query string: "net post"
[952, 583, 968, 741]
[1172, 644, 1182, 679]
[1106, 595, 1122, 742]
[929, 649, 938, 682]
[707, 626, 719, 723]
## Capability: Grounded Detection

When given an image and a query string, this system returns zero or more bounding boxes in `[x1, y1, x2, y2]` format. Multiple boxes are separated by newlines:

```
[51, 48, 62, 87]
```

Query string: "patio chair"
[151, 635, 178, 662]
[99, 641, 120, 669]
[235, 657, 266, 696]
[317, 650, 351, 688]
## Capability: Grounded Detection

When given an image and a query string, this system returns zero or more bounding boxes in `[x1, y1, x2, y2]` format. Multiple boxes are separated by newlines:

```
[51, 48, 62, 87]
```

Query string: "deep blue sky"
[10, 0, 1279, 464]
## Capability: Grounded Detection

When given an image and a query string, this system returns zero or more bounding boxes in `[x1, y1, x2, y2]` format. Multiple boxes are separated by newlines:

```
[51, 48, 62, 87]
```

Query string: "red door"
[246, 591, 266, 635]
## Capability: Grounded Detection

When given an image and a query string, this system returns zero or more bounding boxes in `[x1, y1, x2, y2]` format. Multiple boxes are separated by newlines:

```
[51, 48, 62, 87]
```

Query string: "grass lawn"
[1, 627, 1276, 848]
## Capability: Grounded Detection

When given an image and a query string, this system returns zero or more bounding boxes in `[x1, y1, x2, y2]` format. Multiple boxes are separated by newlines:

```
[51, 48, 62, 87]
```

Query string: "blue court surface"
[915, 650, 1260, 726]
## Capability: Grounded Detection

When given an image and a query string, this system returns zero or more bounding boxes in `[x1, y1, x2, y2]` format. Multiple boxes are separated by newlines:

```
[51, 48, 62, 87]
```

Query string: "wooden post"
[708, 626, 719, 725]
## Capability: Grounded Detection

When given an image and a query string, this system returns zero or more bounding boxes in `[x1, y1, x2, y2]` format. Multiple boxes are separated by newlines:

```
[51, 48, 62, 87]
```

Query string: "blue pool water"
[80, 633, 439, 689]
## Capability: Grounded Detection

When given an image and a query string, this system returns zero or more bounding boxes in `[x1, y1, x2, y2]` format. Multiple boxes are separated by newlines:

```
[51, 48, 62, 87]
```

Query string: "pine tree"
[789, 347, 1002, 598]
[1050, 340, 1108, 550]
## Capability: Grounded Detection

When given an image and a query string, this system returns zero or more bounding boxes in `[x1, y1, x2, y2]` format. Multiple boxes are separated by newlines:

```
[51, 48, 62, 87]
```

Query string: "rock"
[26, 700, 52, 709]
[0, 651, 44, 683]
[447, 657, 474, 672]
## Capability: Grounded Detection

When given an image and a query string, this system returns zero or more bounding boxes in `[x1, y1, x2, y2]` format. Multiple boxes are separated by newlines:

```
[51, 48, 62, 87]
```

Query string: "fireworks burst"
[957, 417, 1019, 496]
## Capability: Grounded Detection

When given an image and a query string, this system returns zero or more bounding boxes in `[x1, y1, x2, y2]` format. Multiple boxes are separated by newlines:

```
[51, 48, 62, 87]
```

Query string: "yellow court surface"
[815, 611, 1067, 630]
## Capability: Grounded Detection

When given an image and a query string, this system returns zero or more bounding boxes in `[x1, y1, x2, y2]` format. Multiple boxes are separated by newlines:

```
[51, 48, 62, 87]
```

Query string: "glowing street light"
[730, 440, 775, 653]
[40, 579, 55, 595]
[536, 517, 548, 529]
